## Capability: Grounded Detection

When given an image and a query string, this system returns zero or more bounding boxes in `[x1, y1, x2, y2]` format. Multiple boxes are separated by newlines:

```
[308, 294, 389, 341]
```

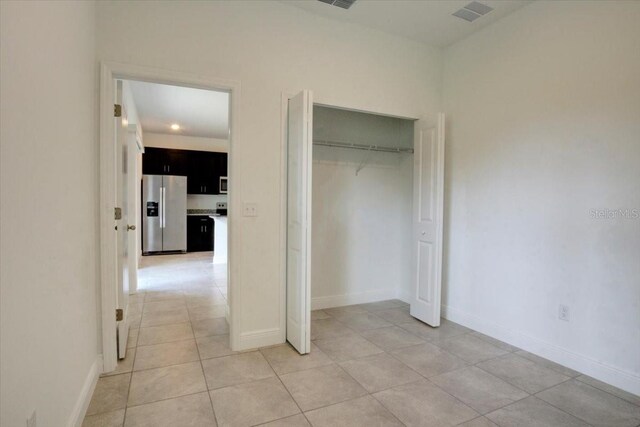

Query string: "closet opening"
[284, 91, 446, 355]
[310, 105, 415, 315]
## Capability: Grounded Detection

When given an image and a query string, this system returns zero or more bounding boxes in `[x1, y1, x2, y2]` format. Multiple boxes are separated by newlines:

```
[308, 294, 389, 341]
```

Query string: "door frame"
[99, 62, 241, 372]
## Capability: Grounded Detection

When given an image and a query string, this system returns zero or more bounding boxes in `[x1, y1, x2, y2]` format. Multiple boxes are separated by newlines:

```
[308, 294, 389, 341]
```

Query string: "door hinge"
[114, 207, 122, 220]
[114, 104, 122, 117]
[116, 308, 123, 321]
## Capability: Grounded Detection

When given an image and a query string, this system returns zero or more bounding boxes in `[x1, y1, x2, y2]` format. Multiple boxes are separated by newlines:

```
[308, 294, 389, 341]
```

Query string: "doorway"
[99, 63, 239, 373]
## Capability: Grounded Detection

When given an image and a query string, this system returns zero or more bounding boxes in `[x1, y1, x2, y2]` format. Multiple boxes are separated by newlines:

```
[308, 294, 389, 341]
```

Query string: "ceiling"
[285, 0, 533, 47]
[128, 80, 229, 139]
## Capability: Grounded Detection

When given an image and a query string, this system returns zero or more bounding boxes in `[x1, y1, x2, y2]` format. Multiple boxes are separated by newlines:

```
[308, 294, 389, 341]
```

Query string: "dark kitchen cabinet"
[143, 148, 228, 194]
[215, 152, 228, 178]
[187, 151, 218, 194]
[186, 151, 228, 195]
[143, 147, 188, 176]
[187, 216, 214, 252]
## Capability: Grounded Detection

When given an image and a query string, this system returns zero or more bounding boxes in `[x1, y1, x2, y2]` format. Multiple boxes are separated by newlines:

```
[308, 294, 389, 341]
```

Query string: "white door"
[115, 81, 130, 359]
[286, 90, 313, 354]
[410, 114, 445, 327]
[127, 126, 142, 294]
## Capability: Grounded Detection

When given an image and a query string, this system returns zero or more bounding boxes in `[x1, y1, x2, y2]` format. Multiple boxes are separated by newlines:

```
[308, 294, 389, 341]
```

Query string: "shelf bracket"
[355, 147, 373, 176]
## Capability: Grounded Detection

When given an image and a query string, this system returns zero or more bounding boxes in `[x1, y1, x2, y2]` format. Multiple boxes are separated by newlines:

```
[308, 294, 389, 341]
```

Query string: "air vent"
[452, 1, 494, 22]
[318, 0, 357, 10]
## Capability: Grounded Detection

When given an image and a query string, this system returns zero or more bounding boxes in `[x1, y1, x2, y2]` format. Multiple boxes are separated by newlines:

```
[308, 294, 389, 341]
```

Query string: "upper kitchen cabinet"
[187, 151, 217, 194]
[143, 147, 188, 176]
[143, 147, 227, 194]
[215, 152, 228, 178]
[186, 151, 228, 195]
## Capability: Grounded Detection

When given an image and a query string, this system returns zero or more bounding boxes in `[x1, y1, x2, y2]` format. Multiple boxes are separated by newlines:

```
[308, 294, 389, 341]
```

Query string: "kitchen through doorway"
[121, 78, 231, 372]
[99, 62, 237, 374]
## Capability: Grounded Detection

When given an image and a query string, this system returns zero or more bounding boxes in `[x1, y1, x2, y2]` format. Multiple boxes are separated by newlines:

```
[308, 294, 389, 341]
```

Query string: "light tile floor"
[84, 253, 640, 427]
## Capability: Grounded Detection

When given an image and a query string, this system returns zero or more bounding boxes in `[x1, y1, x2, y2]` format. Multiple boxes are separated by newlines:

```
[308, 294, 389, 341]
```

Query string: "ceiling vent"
[452, 1, 493, 22]
[317, 0, 357, 10]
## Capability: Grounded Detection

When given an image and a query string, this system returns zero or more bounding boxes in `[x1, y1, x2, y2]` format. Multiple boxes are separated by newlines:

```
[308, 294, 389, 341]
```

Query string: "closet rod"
[313, 139, 414, 154]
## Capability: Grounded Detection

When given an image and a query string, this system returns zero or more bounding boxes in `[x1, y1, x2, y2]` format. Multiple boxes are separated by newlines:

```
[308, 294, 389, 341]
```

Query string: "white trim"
[68, 355, 101, 427]
[237, 328, 282, 351]
[311, 288, 398, 311]
[442, 304, 640, 396]
[130, 123, 144, 152]
[99, 61, 242, 371]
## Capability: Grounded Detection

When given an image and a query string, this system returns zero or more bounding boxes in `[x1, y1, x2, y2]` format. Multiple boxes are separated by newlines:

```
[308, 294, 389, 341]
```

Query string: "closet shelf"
[313, 139, 414, 154]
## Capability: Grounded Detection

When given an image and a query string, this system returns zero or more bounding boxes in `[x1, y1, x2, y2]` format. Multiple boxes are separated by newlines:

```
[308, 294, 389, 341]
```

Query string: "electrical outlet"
[558, 304, 570, 322]
[27, 410, 36, 427]
[243, 202, 258, 217]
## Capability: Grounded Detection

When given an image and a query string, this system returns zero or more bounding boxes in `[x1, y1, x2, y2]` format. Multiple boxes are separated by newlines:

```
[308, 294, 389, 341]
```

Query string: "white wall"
[312, 151, 413, 308]
[0, 1, 99, 426]
[442, 1, 640, 394]
[311, 107, 413, 308]
[97, 1, 442, 348]
[144, 132, 228, 153]
[122, 80, 141, 129]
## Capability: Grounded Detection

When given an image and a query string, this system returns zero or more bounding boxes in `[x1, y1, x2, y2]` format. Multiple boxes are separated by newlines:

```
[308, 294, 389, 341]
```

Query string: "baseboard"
[68, 355, 102, 427]
[236, 328, 282, 351]
[235, 289, 397, 351]
[395, 289, 411, 305]
[442, 304, 640, 396]
[311, 288, 397, 310]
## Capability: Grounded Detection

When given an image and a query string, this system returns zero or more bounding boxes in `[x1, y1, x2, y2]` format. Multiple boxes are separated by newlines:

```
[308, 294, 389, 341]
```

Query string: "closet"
[285, 89, 445, 355]
[311, 106, 415, 310]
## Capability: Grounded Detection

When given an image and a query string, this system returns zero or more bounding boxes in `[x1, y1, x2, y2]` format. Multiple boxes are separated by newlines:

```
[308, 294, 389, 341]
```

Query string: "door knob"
[421, 231, 426, 235]
[127, 225, 136, 231]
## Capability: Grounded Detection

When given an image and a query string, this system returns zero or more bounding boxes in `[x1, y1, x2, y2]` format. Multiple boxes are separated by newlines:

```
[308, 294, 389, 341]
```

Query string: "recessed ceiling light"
[170, 123, 180, 131]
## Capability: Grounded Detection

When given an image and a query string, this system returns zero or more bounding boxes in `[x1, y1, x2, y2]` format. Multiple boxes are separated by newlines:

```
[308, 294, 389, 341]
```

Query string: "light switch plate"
[243, 202, 258, 217]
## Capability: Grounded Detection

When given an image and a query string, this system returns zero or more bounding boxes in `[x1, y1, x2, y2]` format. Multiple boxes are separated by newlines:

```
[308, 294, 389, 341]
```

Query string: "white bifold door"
[286, 90, 313, 354]
[410, 114, 446, 327]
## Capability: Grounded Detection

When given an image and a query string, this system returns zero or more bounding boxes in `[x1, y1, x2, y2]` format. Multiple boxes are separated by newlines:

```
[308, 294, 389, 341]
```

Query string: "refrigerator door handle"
[160, 187, 166, 228]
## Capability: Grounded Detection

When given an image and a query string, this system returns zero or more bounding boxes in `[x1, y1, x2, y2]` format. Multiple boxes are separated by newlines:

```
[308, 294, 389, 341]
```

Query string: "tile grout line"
[572, 375, 640, 409]
[193, 317, 221, 427]
[259, 348, 313, 426]
[331, 355, 410, 427]
[121, 296, 142, 427]
[90, 253, 635, 426]
[529, 378, 606, 427]
[120, 256, 225, 426]
[330, 324, 504, 423]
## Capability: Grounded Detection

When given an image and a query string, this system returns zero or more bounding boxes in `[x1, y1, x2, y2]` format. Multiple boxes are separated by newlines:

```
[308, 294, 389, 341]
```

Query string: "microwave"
[219, 176, 228, 194]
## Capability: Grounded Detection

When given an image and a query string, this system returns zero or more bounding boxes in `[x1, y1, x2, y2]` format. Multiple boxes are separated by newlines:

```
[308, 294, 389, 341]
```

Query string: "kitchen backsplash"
[187, 194, 228, 210]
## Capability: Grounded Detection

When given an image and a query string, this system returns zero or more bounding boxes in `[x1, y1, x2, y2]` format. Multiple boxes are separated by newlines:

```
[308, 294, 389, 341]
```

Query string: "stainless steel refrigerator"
[142, 175, 187, 254]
